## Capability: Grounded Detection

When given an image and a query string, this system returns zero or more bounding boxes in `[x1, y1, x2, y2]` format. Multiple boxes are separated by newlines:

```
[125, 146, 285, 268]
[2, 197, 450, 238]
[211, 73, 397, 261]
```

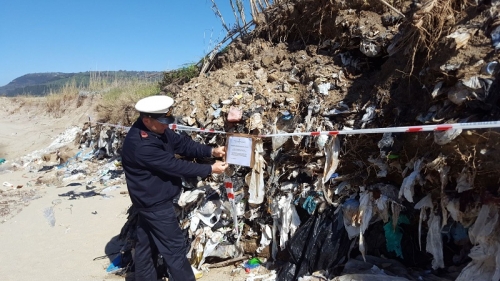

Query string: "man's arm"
[135, 141, 212, 178]
[166, 129, 212, 158]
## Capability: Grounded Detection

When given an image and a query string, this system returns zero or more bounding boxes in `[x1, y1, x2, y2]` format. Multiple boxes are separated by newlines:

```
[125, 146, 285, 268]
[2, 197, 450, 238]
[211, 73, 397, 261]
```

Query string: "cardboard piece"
[225, 135, 254, 167]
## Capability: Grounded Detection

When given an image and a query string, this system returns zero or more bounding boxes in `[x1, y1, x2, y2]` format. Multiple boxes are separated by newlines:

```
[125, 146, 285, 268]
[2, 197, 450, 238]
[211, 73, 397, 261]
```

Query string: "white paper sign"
[226, 136, 253, 167]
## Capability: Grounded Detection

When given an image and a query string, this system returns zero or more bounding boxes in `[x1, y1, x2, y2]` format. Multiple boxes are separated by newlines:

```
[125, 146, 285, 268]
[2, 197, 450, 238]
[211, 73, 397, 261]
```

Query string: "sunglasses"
[144, 107, 175, 124]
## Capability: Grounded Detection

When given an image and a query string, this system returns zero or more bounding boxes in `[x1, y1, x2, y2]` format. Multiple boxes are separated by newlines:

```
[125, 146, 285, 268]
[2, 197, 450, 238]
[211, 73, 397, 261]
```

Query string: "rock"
[268, 73, 280, 82]
[261, 55, 275, 68]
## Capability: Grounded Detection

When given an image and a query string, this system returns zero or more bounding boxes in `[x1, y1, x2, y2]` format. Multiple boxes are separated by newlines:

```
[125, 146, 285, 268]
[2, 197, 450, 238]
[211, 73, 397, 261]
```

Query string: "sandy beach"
[0, 97, 129, 280]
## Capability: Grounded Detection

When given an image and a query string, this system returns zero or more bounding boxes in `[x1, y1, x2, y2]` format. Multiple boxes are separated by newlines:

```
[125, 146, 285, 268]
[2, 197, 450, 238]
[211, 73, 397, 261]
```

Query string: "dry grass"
[33, 74, 160, 124]
[45, 80, 80, 117]
[8, 96, 35, 114]
[95, 80, 160, 126]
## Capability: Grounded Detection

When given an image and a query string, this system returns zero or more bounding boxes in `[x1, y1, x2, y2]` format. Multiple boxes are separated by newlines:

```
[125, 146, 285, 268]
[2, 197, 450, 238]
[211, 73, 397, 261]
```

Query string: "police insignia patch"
[140, 131, 148, 138]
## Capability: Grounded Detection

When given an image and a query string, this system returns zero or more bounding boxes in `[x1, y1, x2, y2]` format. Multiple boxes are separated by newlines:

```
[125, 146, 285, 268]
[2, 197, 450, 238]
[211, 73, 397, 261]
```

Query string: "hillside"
[0, 71, 162, 97]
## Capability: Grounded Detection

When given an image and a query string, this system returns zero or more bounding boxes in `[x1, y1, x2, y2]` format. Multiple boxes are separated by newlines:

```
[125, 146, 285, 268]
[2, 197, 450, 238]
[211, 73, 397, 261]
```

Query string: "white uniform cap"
[135, 95, 174, 114]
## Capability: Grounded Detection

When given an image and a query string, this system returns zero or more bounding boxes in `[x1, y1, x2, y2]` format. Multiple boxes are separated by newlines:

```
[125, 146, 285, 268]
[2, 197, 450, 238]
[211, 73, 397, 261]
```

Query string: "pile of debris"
[126, 0, 499, 280]
[88, 0, 500, 280]
[5, 0, 499, 280]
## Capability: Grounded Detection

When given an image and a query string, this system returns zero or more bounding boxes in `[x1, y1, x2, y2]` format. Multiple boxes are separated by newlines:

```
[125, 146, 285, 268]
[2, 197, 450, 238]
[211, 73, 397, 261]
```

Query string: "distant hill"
[0, 71, 163, 96]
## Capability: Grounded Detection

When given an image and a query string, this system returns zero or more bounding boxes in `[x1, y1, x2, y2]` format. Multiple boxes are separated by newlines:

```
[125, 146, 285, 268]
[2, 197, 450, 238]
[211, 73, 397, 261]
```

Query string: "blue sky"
[0, 0, 248, 86]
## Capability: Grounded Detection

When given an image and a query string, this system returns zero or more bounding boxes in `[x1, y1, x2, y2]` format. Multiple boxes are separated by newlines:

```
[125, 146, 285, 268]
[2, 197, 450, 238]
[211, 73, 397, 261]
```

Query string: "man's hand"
[211, 161, 228, 174]
[212, 146, 226, 158]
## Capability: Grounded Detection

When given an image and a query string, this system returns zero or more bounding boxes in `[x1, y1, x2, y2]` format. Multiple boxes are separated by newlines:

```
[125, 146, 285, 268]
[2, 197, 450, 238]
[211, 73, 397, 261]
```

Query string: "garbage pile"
[79, 0, 500, 280]
[4, 0, 498, 280]
[121, 0, 499, 280]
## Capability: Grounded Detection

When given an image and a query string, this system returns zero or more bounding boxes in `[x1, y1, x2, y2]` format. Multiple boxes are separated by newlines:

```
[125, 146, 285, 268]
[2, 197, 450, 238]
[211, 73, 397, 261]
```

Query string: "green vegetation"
[159, 63, 199, 91]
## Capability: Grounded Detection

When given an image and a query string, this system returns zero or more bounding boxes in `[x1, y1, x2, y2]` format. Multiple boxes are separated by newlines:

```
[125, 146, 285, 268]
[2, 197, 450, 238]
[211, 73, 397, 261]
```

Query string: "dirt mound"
[170, 0, 499, 188]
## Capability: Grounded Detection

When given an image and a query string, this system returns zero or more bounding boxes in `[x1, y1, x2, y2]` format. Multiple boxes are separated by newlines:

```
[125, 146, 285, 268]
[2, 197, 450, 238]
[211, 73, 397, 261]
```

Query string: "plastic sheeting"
[426, 213, 444, 270]
[271, 193, 301, 250]
[383, 215, 409, 258]
[414, 194, 444, 269]
[331, 255, 412, 281]
[358, 191, 374, 261]
[342, 198, 360, 239]
[434, 127, 463, 145]
[456, 204, 500, 281]
[247, 141, 266, 204]
[398, 158, 425, 203]
[322, 136, 340, 184]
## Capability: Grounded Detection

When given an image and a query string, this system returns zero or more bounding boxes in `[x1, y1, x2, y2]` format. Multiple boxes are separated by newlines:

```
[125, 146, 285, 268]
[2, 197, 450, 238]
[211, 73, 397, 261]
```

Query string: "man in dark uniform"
[121, 95, 227, 281]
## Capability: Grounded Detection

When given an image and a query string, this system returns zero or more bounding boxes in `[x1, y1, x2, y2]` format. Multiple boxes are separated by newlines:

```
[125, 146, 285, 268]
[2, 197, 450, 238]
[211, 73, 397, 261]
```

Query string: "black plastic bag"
[277, 206, 350, 280]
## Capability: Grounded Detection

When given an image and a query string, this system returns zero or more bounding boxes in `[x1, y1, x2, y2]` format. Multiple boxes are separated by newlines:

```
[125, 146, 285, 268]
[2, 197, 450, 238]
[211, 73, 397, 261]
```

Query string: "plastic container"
[244, 257, 261, 270]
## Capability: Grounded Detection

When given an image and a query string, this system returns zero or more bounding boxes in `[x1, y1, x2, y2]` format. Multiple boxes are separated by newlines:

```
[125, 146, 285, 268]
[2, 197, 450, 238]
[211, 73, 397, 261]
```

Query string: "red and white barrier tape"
[224, 178, 239, 235]
[259, 120, 500, 137]
[92, 120, 500, 137]
[92, 121, 226, 134]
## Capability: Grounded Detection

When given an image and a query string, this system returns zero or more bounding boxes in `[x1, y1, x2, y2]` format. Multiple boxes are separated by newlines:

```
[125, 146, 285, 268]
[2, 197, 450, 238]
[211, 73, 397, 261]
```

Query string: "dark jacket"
[122, 118, 212, 211]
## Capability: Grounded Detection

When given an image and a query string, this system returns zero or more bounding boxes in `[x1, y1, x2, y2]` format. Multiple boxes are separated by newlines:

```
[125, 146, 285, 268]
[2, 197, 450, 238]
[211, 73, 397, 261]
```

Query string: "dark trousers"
[134, 205, 195, 281]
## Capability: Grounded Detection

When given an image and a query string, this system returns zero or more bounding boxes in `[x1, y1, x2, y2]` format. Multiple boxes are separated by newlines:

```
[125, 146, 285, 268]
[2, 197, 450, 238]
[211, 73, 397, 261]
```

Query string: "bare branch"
[210, 0, 230, 32]
[229, 0, 241, 29]
[237, 0, 247, 25]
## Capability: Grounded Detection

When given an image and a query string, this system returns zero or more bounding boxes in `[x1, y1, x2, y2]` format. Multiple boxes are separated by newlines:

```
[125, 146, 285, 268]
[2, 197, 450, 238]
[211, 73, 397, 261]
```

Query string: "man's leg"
[134, 213, 160, 281]
[141, 206, 196, 281]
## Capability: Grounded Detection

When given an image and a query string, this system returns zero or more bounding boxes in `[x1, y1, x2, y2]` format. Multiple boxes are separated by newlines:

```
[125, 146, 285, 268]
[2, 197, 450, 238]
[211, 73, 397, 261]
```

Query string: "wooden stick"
[206, 255, 250, 268]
